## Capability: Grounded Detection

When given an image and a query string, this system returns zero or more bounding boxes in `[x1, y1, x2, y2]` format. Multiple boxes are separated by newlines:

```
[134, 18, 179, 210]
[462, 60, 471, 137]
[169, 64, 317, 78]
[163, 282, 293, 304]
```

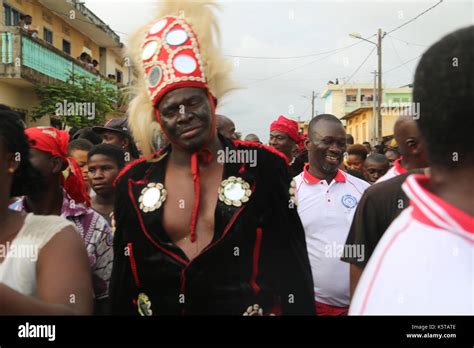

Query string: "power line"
[383, 55, 422, 74]
[224, 36, 375, 60]
[345, 46, 376, 84]
[385, 0, 443, 35]
[300, 102, 312, 118]
[245, 41, 369, 87]
[388, 35, 413, 75]
[387, 34, 429, 48]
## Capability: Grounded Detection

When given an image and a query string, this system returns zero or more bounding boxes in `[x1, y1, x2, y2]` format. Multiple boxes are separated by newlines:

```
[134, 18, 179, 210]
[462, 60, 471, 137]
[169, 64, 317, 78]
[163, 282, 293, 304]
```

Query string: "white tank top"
[0, 213, 73, 296]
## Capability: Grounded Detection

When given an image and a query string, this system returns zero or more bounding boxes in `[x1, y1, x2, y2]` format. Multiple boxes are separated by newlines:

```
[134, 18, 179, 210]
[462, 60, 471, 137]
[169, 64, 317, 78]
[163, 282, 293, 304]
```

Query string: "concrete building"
[320, 82, 412, 120]
[0, 0, 128, 126]
[342, 106, 410, 144]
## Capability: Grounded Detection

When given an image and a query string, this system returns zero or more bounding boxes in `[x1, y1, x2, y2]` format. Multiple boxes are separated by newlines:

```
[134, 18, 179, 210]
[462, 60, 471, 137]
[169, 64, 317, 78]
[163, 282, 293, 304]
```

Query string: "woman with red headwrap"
[9, 127, 114, 315]
[0, 109, 93, 315]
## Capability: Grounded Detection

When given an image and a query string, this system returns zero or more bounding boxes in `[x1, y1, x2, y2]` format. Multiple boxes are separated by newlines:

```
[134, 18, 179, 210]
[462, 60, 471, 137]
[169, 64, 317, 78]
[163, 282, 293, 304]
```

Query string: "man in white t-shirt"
[294, 114, 370, 315]
[376, 116, 428, 183]
[350, 26, 474, 315]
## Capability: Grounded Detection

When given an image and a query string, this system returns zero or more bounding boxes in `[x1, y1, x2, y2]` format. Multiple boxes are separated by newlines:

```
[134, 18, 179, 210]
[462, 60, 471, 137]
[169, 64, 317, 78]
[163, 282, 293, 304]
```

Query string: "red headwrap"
[25, 127, 90, 206]
[298, 133, 307, 152]
[270, 115, 301, 144]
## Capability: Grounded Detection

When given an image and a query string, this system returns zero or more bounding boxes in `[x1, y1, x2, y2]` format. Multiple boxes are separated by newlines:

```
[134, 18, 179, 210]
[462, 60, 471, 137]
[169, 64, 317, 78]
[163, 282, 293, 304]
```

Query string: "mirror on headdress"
[166, 29, 188, 46]
[148, 66, 162, 87]
[142, 41, 158, 60]
[149, 18, 168, 35]
[173, 55, 197, 74]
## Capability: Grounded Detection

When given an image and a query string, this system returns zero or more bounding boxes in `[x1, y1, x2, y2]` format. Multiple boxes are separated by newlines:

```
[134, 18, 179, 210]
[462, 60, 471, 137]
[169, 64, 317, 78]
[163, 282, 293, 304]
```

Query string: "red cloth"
[298, 133, 307, 152]
[315, 301, 348, 316]
[25, 127, 90, 206]
[270, 115, 301, 144]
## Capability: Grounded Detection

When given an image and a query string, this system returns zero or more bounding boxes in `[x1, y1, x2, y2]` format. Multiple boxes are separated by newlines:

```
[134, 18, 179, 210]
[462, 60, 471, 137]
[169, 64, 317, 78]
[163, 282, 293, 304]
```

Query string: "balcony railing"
[0, 27, 116, 89]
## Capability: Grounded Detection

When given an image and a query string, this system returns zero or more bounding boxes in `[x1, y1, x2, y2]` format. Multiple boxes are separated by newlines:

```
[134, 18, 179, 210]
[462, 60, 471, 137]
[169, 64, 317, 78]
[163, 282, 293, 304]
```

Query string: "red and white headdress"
[127, 0, 235, 157]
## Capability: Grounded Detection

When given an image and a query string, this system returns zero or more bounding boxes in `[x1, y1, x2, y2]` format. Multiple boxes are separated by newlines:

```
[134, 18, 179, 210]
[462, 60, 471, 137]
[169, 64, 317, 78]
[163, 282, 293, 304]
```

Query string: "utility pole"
[377, 28, 383, 144]
[372, 70, 377, 145]
[311, 90, 315, 118]
[349, 29, 385, 143]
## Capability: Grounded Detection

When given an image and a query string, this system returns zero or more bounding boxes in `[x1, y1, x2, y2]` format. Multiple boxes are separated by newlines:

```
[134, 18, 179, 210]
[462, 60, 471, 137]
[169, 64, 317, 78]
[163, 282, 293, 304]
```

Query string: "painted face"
[346, 154, 365, 173]
[157, 87, 214, 152]
[364, 160, 389, 183]
[269, 130, 296, 161]
[87, 154, 121, 196]
[307, 120, 346, 175]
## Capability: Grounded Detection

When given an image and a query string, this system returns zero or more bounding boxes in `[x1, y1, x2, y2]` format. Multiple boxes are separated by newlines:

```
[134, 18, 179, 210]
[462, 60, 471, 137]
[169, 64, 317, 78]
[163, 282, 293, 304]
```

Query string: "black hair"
[0, 109, 43, 197]
[71, 127, 102, 145]
[413, 25, 474, 167]
[362, 141, 371, 148]
[88, 144, 125, 169]
[347, 144, 368, 161]
[69, 139, 93, 154]
[123, 133, 140, 160]
[373, 144, 384, 154]
[365, 153, 390, 165]
[308, 114, 342, 141]
[345, 134, 354, 145]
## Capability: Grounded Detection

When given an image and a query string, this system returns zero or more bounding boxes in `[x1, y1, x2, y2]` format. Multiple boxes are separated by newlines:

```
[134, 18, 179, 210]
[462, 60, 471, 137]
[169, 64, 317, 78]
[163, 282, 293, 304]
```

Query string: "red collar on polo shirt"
[403, 174, 474, 234]
[393, 158, 408, 175]
[303, 164, 346, 184]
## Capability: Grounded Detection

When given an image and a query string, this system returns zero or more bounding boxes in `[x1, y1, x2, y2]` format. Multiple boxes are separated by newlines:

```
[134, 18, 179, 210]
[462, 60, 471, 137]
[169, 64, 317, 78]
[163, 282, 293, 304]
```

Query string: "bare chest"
[162, 164, 223, 260]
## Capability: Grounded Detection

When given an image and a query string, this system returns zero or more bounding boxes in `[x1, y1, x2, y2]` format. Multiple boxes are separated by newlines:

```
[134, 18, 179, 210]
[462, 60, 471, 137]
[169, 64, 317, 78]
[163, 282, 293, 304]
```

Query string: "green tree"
[32, 72, 119, 129]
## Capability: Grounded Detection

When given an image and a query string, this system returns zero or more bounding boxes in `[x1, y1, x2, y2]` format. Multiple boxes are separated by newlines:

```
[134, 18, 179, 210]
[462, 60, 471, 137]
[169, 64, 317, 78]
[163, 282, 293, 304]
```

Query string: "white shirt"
[350, 174, 474, 315]
[376, 158, 407, 183]
[0, 214, 73, 296]
[294, 165, 370, 307]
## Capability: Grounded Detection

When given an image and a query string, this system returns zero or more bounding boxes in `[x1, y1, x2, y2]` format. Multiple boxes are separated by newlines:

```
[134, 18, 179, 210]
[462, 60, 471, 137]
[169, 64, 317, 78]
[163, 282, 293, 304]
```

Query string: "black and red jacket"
[109, 136, 315, 315]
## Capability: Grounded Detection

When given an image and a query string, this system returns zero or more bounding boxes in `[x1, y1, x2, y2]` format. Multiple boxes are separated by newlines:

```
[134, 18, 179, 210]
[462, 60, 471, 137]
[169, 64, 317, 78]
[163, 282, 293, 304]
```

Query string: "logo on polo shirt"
[341, 194, 357, 209]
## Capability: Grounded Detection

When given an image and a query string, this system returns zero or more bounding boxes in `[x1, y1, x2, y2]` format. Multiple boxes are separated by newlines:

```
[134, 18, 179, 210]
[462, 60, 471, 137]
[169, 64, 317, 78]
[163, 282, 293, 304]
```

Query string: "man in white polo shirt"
[350, 26, 474, 315]
[376, 116, 428, 183]
[294, 114, 369, 315]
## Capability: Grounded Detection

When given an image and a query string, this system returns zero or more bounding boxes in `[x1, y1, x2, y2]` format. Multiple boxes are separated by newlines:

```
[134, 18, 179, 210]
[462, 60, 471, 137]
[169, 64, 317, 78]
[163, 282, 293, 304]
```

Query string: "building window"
[401, 97, 409, 103]
[346, 95, 357, 102]
[116, 69, 123, 84]
[392, 98, 400, 103]
[43, 28, 53, 45]
[62, 39, 71, 55]
[3, 4, 24, 26]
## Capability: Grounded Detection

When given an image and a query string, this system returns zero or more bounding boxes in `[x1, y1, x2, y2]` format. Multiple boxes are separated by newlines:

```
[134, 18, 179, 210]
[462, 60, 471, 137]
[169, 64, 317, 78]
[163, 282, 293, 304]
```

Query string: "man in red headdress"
[109, 1, 315, 316]
[269, 115, 306, 177]
[9, 127, 114, 315]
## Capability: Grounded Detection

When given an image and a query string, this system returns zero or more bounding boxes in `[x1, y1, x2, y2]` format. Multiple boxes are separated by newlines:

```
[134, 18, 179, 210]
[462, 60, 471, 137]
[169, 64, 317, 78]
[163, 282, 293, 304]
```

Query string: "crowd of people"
[0, 0, 472, 316]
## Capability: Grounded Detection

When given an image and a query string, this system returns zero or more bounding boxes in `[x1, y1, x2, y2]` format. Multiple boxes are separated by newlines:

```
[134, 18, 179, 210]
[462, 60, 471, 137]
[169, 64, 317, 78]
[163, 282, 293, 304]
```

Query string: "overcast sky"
[85, 0, 473, 142]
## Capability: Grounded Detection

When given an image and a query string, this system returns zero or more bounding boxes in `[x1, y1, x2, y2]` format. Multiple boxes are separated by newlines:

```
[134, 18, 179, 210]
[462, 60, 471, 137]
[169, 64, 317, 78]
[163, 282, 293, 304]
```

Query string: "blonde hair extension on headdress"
[125, 0, 236, 158]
